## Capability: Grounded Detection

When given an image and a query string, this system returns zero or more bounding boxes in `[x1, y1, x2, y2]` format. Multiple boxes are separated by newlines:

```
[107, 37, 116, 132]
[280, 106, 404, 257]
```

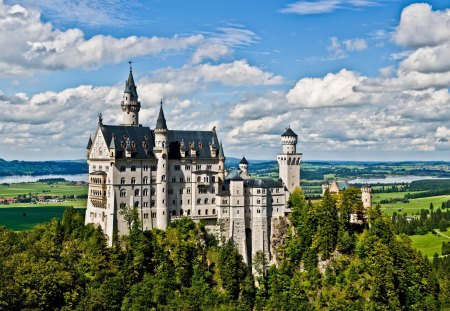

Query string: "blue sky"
[1, 0, 450, 161]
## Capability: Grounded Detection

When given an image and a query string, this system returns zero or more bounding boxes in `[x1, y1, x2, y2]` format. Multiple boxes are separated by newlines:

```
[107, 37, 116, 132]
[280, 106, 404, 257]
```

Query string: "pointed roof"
[109, 134, 116, 149]
[86, 135, 92, 149]
[124, 66, 138, 99]
[281, 126, 297, 137]
[239, 156, 248, 165]
[155, 99, 167, 130]
[218, 140, 225, 159]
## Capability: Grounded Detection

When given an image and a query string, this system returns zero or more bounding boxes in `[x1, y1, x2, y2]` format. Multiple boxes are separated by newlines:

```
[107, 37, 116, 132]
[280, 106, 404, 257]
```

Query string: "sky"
[1, 0, 450, 161]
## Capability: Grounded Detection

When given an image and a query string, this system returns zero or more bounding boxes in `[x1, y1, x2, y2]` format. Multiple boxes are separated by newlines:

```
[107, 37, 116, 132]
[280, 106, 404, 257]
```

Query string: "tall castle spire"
[121, 61, 141, 126]
[155, 98, 167, 130]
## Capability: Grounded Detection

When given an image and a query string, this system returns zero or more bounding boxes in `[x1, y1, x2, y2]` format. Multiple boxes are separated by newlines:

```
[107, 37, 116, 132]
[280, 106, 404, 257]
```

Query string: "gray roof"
[282, 127, 297, 137]
[156, 102, 167, 130]
[100, 125, 155, 159]
[124, 69, 138, 99]
[244, 178, 283, 188]
[239, 156, 248, 165]
[225, 169, 243, 181]
[167, 130, 218, 159]
[336, 181, 349, 190]
[218, 141, 225, 159]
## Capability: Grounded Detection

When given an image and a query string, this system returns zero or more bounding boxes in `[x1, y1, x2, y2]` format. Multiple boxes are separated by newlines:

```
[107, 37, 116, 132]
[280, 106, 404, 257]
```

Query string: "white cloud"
[280, 0, 380, 15]
[286, 69, 368, 107]
[327, 37, 367, 59]
[435, 126, 450, 138]
[394, 3, 450, 48]
[191, 44, 231, 64]
[0, 2, 203, 77]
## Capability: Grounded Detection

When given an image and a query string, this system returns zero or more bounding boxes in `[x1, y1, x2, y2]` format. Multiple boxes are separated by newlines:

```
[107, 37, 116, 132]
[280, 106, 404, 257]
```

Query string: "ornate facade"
[85, 67, 302, 263]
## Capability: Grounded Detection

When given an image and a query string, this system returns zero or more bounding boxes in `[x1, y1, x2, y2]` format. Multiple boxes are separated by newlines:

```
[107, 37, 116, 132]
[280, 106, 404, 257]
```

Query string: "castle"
[85, 67, 370, 263]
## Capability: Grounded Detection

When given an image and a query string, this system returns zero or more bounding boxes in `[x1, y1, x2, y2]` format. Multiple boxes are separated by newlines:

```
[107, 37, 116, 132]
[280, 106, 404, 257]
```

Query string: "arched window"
[205, 209, 208, 215]
[197, 198, 201, 205]
[212, 198, 215, 204]
[212, 209, 216, 214]
[198, 210, 201, 215]
[143, 176, 148, 184]
[120, 189, 126, 197]
[197, 176, 201, 182]
[134, 201, 139, 207]
[120, 166, 126, 172]
[162, 175, 166, 181]
[131, 165, 136, 171]
[121, 177, 125, 184]
[187, 210, 191, 215]
[204, 198, 209, 204]
[143, 188, 148, 196]
[131, 177, 136, 185]
[180, 209, 184, 216]
[135, 189, 140, 196]
[187, 187, 191, 194]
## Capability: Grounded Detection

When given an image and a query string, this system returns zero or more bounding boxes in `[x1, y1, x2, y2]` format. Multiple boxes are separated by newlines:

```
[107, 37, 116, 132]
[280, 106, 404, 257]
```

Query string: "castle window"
[187, 187, 191, 194]
[151, 165, 157, 171]
[143, 176, 149, 184]
[131, 165, 136, 171]
[204, 198, 209, 204]
[187, 210, 191, 215]
[206, 165, 212, 170]
[134, 201, 139, 207]
[180, 200, 183, 205]
[277, 198, 279, 203]
[143, 165, 149, 171]
[180, 209, 183, 216]
[257, 199, 261, 204]
[257, 209, 261, 214]
[205, 209, 208, 215]
[237, 200, 240, 204]
[143, 213, 149, 219]
[174, 165, 180, 171]
[257, 189, 261, 194]
[131, 177, 136, 185]
[162, 175, 166, 181]
[187, 177, 191, 182]
[197, 199, 201, 205]
[135, 189, 140, 196]
[180, 177, 184, 182]
[237, 210, 239, 215]
[185, 165, 191, 170]
[172, 177, 176, 182]
[198, 210, 201, 215]
[212, 209, 216, 214]
[151, 200, 155, 207]
[197, 176, 201, 182]
[143, 202, 148, 207]
[120, 190, 126, 197]
[121, 177, 126, 185]
[237, 190, 239, 194]
[151, 212, 156, 218]
[173, 200, 176, 205]
[188, 199, 190, 204]
[212, 187, 215, 193]
[262, 189, 266, 194]
[196, 165, 201, 170]
[168, 188, 173, 195]
[151, 188, 156, 195]
[211, 176, 215, 183]
[224, 209, 227, 214]
[179, 188, 183, 194]
[212, 198, 215, 204]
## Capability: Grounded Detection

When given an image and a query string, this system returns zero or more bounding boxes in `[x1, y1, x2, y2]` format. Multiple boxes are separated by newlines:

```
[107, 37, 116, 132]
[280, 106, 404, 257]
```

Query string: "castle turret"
[218, 140, 225, 182]
[86, 135, 92, 158]
[361, 185, 372, 209]
[121, 64, 141, 126]
[239, 156, 248, 176]
[153, 99, 169, 229]
[277, 126, 302, 192]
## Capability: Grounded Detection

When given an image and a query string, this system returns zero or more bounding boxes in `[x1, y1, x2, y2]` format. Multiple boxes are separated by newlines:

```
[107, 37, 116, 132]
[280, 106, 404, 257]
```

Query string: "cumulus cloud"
[394, 3, 450, 48]
[286, 69, 368, 107]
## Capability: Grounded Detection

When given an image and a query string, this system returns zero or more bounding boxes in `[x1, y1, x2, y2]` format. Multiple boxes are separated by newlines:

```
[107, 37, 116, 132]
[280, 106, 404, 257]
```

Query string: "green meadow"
[0, 182, 87, 198]
[409, 231, 450, 258]
[0, 206, 86, 231]
[381, 195, 450, 216]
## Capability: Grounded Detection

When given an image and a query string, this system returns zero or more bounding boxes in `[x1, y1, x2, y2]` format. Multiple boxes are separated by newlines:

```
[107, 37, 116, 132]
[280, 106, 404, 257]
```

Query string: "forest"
[0, 187, 449, 310]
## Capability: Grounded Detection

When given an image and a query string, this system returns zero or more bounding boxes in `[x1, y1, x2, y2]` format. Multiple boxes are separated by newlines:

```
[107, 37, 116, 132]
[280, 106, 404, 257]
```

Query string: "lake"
[0, 174, 87, 184]
[349, 176, 449, 184]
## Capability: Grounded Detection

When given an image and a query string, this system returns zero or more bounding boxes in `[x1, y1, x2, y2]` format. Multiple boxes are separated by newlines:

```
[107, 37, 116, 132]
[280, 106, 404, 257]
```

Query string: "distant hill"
[0, 160, 88, 177]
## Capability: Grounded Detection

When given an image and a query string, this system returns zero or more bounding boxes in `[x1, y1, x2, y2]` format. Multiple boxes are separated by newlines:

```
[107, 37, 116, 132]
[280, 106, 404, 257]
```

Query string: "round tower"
[281, 127, 298, 154]
[277, 126, 302, 192]
[121, 63, 141, 126]
[154, 99, 169, 229]
[361, 185, 372, 208]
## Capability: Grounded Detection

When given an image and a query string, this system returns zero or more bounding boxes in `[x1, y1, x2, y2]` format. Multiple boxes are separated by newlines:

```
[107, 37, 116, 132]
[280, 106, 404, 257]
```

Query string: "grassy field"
[2, 199, 87, 209]
[0, 206, 86, 230]
[409, 231, 450, 258]
[0, 182, 87, 198]
[381, 195, 450, 216]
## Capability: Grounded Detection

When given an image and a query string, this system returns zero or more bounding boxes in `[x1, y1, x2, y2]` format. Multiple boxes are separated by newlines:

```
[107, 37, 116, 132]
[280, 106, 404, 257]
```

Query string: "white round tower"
[361, 185, 372, 208]
[281, 127, 298, 154]
[121, 64, 141, 126]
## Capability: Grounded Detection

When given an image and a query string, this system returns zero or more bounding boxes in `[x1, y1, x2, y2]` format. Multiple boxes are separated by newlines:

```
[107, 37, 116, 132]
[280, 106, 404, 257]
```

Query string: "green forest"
[0, 188, 449, 310]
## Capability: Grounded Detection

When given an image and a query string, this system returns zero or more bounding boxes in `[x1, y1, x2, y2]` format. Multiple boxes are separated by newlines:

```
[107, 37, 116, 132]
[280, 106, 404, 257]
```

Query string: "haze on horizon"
[0, 0, 450, 162]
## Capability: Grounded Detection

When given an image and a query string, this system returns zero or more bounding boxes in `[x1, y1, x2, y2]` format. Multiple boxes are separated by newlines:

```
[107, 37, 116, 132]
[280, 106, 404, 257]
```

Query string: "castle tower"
[121, 64, 141, 126]
[361, 185, 372, 209]
[218, 141, 225, 183]
[154, 100, 169, 229]
[239, 157, 248, 176]
[277, 126, 302, 192]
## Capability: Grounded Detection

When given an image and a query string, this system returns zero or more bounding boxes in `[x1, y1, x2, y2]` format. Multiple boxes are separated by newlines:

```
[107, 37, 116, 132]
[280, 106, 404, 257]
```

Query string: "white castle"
[85, 67, 368, 263]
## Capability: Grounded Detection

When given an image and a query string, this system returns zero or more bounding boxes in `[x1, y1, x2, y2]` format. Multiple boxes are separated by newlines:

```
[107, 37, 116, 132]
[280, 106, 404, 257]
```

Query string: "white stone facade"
[85, 68, 302, 264]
